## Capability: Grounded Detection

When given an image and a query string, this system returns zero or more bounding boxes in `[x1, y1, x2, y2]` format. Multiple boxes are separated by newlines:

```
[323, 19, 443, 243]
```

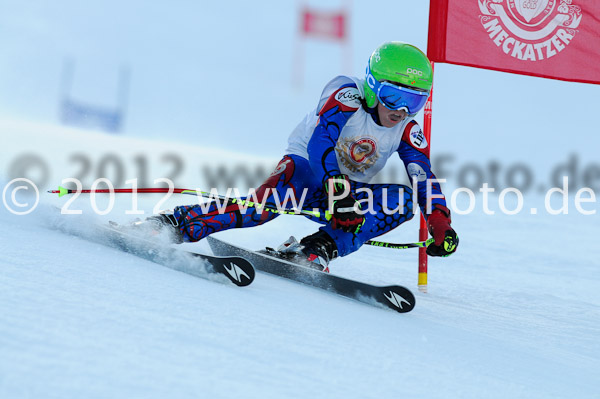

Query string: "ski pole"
[48, 186, 195, 197]
[182, 190, 434, 249]
[49, 186, 433, 249]
[365, 238, 434, 249]
[48, 186, 328, 218]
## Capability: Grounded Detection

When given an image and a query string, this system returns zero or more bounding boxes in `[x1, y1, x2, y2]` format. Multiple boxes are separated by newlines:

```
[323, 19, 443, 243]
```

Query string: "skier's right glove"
[325, 175, 364, 234]
[426, 205, 459, 257]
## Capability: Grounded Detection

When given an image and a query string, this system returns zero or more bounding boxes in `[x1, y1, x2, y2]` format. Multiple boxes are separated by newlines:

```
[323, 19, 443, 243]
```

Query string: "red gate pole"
[418, 61, 434, 293]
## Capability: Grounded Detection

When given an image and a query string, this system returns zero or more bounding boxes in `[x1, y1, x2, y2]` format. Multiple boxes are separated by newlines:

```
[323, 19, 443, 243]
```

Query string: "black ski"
[65, 223, 255, 287]
[207, 236, 415, 313]
[104, 225, 255, 287]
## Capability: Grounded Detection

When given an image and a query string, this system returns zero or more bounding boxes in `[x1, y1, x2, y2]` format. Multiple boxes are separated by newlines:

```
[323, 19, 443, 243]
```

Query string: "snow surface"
[1, 126, 599, 399]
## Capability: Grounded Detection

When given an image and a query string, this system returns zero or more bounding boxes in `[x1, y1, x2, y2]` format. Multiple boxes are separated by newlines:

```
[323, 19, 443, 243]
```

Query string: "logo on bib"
[478, 0, 582, 62]
[336, 137, 380, 173]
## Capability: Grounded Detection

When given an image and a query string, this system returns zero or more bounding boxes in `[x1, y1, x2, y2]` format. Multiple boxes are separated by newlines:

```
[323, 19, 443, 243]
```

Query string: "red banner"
[301, 9, 347, 41]
[428, 0, 600, 84]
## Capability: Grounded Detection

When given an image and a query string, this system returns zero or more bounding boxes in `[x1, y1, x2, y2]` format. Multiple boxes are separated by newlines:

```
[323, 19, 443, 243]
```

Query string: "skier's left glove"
[426, 205, 459, 257]
[325, 175, 364, 234]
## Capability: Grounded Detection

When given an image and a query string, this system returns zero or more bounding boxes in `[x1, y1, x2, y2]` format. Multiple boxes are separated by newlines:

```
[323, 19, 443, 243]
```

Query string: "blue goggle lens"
[376, 83, 429, 113]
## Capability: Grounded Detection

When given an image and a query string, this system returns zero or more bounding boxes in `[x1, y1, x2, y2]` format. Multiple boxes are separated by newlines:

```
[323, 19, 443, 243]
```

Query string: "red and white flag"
[427, 0, 600, 84]
[301, 8, 347, 41]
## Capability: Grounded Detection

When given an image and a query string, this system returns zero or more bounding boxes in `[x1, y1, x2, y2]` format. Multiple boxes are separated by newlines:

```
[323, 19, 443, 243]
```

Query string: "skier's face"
[377, 103, 407, 128]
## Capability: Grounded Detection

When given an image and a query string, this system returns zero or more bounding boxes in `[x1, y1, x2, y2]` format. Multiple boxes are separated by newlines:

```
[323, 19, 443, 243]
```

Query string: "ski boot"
[266, 231, 338, 272]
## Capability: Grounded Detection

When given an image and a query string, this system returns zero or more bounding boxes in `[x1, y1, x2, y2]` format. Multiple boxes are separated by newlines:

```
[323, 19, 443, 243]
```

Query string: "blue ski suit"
[173, 77, 447, 257]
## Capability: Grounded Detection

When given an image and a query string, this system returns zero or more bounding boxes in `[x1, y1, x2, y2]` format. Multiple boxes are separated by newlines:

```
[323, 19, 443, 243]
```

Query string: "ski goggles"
[366, 64, 430, 114]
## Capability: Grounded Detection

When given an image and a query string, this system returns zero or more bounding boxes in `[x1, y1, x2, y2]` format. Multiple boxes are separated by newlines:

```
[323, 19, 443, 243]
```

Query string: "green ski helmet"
[364, 42, 433, 111]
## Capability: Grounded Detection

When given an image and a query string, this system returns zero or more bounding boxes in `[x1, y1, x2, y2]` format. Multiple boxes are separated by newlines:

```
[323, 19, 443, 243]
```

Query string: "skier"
[148, 42, 458, 271]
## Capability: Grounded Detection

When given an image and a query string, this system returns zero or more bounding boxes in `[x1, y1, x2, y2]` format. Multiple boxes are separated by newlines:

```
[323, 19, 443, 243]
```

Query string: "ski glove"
[325, 175, 364, 234]
[426, 205, 459, 257]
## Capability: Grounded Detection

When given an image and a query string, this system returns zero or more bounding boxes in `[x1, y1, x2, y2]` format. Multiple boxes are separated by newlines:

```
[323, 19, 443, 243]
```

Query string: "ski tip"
[381, 286, 416, 313]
